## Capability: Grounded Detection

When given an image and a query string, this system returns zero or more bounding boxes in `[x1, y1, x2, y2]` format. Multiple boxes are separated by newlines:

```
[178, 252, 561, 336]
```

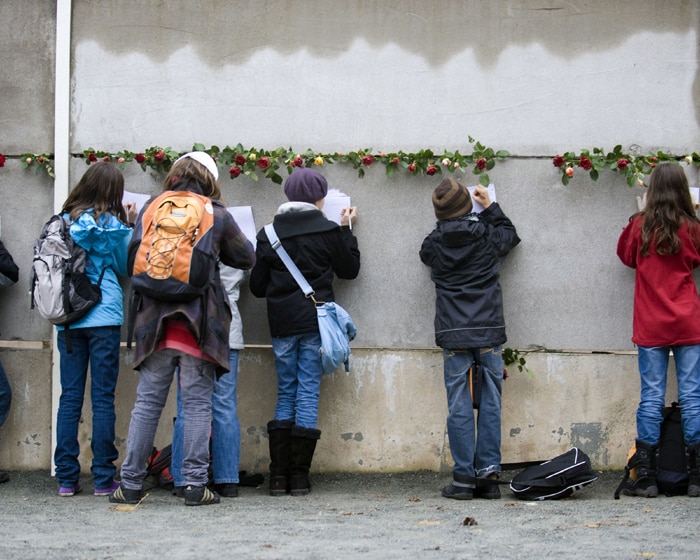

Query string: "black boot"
[289, 426, 321, 497]
[687, 442, 700, 497]
[623, 439, 659, 498]
[267, 420, 293, 497]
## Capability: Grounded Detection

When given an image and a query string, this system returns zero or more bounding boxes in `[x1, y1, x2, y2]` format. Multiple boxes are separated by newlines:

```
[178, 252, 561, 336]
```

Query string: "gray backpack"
[30, 215, 104, 351]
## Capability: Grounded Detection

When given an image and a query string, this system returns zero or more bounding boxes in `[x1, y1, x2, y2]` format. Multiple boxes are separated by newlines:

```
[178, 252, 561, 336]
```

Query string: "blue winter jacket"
[57, 211, 132, 329]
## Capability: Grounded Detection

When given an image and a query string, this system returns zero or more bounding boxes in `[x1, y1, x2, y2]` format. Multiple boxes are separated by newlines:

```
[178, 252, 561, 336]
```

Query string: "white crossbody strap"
[264, 223, 315, 298]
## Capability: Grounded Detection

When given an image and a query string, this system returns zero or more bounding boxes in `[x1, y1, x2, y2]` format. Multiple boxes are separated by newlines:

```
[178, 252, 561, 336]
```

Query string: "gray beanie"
[283, 168, 328, 203]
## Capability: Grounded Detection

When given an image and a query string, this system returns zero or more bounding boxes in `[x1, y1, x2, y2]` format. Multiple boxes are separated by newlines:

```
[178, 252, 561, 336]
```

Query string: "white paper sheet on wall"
[324, 189, 351, 225]
[122, 190, 151, 215]
[227, 206, 257, 250]
[467, 184, 497, 213]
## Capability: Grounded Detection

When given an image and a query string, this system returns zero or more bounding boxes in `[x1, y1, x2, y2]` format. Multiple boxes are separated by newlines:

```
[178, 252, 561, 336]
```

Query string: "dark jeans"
[54, 326, 120, 488]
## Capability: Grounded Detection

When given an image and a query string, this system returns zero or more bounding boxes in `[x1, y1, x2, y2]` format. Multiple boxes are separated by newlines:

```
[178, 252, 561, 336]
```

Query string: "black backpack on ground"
[509, 447, 599, 500]
[656, 403, 689, 495]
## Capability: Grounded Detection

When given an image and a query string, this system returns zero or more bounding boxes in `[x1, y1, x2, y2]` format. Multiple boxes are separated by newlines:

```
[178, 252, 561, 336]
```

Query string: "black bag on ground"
[509, 447, 598, 500]
[656, 403, 688, 495]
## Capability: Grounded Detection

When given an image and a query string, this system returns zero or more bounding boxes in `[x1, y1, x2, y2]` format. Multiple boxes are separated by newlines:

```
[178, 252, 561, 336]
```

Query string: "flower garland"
[2, 139, 699, 188]
[552, 146, 700, 186]
[1, 136, 508, 185]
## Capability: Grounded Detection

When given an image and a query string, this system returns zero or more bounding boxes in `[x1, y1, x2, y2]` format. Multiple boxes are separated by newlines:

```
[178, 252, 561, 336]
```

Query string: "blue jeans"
[637, 345, 700, 446]
[172, 350, 241, 486]
[120, 349, 215, 489]
[443, 347, 504, 484]
[272, 333, 323, 428]
[54, 326, 120, 489]
[0, 359, 11, 427]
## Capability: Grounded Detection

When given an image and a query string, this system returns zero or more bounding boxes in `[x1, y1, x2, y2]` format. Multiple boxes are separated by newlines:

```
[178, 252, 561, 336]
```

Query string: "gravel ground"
[0, 469, 697, 560]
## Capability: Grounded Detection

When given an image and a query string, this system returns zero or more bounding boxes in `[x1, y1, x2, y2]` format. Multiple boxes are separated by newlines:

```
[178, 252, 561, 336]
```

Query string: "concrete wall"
[1, 0, 699, 473]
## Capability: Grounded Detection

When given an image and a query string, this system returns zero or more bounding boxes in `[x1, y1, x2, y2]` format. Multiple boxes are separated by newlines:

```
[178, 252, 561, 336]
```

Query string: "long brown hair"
[162, 157, 222, 201]
[61, 162, 127, 223]
[635, 163, 699, 256]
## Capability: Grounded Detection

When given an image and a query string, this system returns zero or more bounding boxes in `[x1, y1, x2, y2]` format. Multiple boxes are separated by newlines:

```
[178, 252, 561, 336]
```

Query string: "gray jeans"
[120, 348, 216, 489]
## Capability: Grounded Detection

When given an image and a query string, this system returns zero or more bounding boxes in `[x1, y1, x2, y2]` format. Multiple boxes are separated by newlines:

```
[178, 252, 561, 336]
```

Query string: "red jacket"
[617, 216, 700, 346]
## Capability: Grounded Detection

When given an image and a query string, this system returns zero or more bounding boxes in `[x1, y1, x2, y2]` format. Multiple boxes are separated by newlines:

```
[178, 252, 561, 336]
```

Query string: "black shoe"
[441, 483, 473, 500]
[172, 486, 185, 498]
[109, 485, 144, 504]
[214, 483, 239, 498]
[474, 474, 501, 500]
[184, 485, 220, 506]
[622, 476, 658, 498]
[0, 471, 9, 484]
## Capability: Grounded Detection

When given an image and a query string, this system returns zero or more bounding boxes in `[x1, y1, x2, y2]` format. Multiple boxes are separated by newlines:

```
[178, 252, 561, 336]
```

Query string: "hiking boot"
[475, 473, 501, 500]
[58, 483, 82, 497]
[184, 485, 220, 506]
[108, 484, 144, 504]
[622, 476, 658, 498]
[94, 480, 120, 496]
[441, 483, 473, 500]
[214, 483, 239, 498]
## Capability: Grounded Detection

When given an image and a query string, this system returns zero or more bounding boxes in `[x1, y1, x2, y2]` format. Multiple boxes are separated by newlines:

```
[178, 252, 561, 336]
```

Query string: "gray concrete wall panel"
[0, 0, 56, 154]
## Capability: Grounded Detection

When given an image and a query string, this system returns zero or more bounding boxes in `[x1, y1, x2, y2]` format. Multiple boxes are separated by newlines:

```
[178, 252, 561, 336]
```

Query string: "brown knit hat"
[432, 178, 472, 220]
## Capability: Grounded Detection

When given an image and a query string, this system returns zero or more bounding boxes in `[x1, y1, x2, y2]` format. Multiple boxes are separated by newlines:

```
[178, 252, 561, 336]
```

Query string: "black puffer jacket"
[419, 203, 520, 350]
[250, 203, 360, 338]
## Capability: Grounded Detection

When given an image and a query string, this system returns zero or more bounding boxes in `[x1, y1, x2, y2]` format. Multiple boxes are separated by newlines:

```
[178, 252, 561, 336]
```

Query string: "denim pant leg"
[178, 353, 216, 487]
[211, 350, 240, 484]
[294, 334, 323, 429]
[272, 334, 323, 427]
[172, 350, 241, 485]
[636, 346, 669, 445]
[120, 349, 176, 490]
[0, 359, 11, 427]
[443, 349, 476, 483]
[673, 345, 700, 446]
[171, 370, 185, 487]
[474, 346, 503, 477]
[87, 326, 121, 488]
[272, 336, 300, 422]
[54, 328, 90, 486]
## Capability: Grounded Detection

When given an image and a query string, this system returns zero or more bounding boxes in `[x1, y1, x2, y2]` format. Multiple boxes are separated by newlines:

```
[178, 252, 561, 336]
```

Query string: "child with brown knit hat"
[420, 177, 520, 500]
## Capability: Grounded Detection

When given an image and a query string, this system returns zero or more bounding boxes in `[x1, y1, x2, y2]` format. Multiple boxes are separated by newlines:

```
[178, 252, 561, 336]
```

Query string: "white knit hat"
[174, 151, 219, 181]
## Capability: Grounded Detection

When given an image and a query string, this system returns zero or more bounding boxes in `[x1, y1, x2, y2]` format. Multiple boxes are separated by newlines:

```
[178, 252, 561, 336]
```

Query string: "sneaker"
[474, 473, 501, 500]
[94, 480, 120, 496]
[58, 483, 82, 497]
[441, 483, 473, 500]
[184, 485, 220, 506]
[214, 483, 239, 498]
[172, 486, 185, 498]
[108, 484, 144, 504]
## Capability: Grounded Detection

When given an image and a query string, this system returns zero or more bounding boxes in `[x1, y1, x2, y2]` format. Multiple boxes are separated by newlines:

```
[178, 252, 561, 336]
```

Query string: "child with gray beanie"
[420, 177, 520, 501]
[250, 167, 360, 497]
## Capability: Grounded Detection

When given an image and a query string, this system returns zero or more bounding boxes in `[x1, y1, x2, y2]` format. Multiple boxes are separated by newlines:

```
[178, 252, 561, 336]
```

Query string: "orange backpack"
[131, 190, 216, 301]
